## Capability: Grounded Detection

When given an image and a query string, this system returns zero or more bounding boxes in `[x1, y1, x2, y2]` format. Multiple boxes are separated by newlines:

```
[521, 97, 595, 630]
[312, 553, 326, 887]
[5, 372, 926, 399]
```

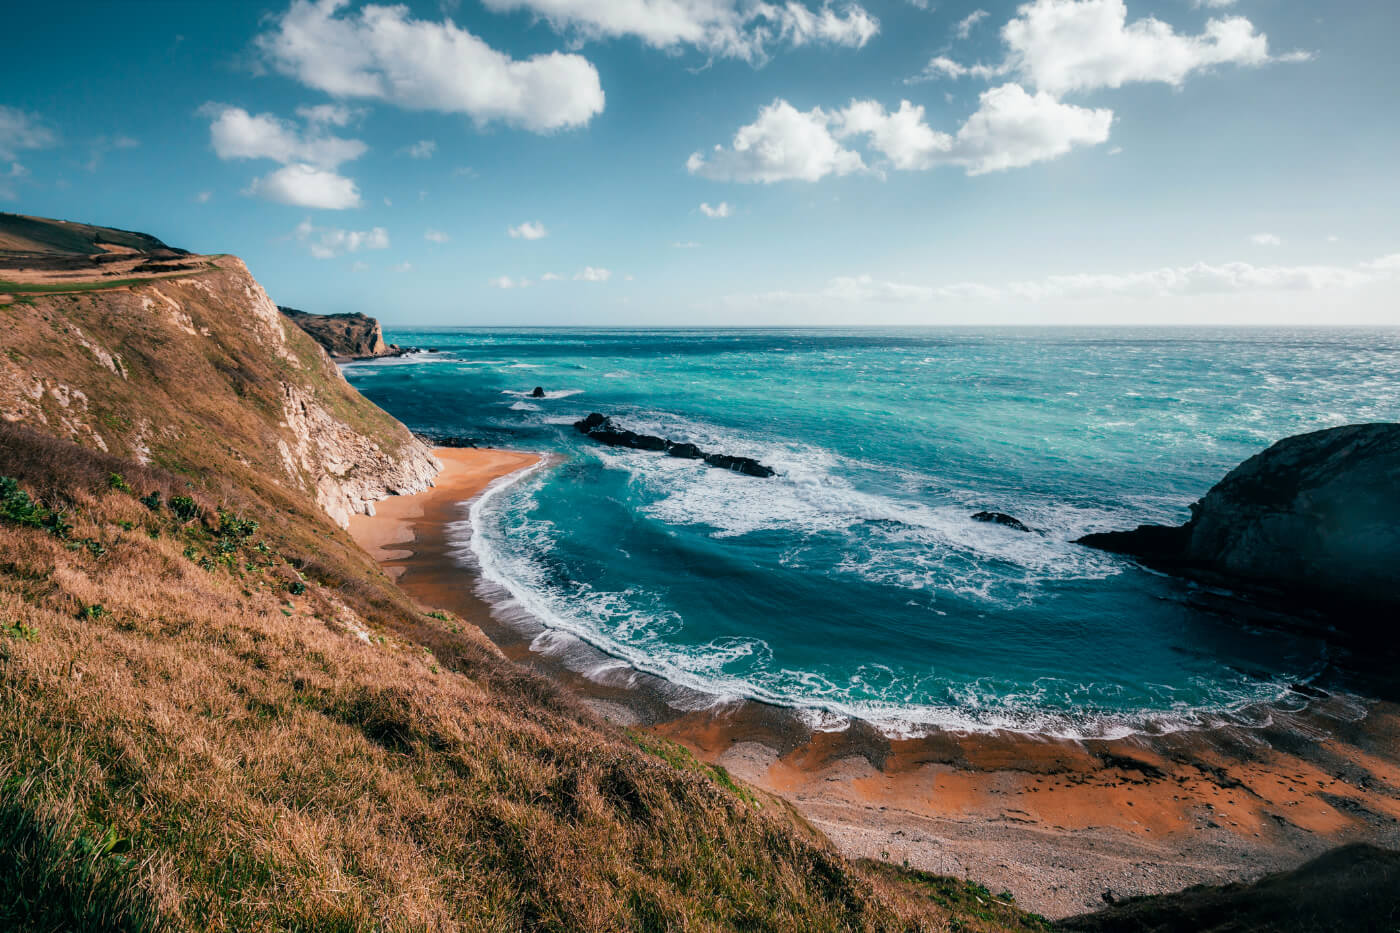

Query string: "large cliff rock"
[1078, 424, 1400, 621]
[279, 307, 390, 360]
[0, 217, 438, 528]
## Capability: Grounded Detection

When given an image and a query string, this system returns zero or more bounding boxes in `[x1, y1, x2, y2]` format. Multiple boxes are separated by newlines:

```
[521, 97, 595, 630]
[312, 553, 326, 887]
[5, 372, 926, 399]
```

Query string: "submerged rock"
[573, 413, 775, 478]
[971, 511, 1033, 532]
[531, 386, 545, 398]
[1077, 423, 1400, 625]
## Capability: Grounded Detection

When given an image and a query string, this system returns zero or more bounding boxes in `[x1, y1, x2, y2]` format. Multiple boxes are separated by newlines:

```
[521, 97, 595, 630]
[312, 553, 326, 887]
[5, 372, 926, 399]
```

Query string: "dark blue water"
[345, 327, 1400, 738]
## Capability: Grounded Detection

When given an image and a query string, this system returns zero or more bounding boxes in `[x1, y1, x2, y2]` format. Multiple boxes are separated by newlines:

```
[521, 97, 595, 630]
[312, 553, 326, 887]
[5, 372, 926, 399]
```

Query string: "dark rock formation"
[1061, 843, 1400, 933]
[531, 386, 546, 398]
[1077, 423, 1400, 622]
[574, 413, 775, 478]
[971, 511, 1033, 532]
[279, 307, 394, 360]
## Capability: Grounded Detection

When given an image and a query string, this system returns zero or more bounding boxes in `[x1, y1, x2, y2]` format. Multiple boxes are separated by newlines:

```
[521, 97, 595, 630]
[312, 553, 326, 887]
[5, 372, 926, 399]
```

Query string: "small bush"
[0, 620, 39, 642]
[168, 496, 199, 523]
[77, 604, 106, 621]
[139, 491, 161, 511]
[287, 581, 306, 596]
[107, 473, 131, 493]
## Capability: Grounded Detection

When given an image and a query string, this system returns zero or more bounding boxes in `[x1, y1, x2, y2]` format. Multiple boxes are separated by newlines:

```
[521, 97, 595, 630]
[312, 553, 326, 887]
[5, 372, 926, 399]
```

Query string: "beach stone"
[1077, 423, 1400, 627]
[531, 386, 545, 398]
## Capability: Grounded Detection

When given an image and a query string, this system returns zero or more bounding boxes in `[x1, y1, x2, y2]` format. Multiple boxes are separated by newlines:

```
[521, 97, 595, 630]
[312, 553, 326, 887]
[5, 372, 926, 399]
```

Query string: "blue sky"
[3, 0, 1397, 325]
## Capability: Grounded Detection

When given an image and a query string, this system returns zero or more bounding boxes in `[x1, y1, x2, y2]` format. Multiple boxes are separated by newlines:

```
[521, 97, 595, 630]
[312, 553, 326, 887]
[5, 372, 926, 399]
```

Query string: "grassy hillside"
[0, 219, 1054, 930]
[0, 212, 181, 258]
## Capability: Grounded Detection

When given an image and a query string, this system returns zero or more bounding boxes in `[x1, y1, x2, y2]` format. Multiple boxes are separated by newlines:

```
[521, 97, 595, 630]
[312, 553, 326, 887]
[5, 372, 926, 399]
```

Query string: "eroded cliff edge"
[0, 236, 438, 527]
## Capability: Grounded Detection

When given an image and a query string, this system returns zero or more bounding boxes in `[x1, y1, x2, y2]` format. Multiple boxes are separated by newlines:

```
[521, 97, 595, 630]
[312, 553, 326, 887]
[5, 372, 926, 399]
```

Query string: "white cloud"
[686, 99, 865, 183]
[575, 266, 612, 281]
[195, 190, 212, 203]
[294, 218, 390, 258]
[1193, 0, 1235, 7]
[1250, 232, 1282, 246]
[1107, 145, 1122, 155]
[672, 241, 701, 248]
[508, 220, 548, 240]
[0, 107, 56, 160]
[404, 139, 437, 159]
[478, 0, 878, 63]
[295, 103, 361, 126]
[257, 0, 604, 132]
[250, 164, 363, 209]
[992, 0, 1298, 95]
[955, 9, 988, 38]
[540, 271, 561, 280]
[394, 261, 414, 272]
[424, 229, 449, 242]
[731, 254, 1400, 311]
[699, 201, 732, 218]
[204, 104, 368, 209]
[692, 86, 1110, 181]
[203, 104, 366, 168]
[490, 275, 530, 288]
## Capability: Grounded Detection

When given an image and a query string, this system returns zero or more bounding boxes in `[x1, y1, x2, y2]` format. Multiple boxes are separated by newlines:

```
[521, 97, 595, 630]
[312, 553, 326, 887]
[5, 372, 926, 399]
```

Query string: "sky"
[3, 0, 1397, 326]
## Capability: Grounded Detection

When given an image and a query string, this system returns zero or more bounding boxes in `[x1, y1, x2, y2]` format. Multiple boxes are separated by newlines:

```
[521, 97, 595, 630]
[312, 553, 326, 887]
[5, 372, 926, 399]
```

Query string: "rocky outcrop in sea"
[573, 412, 776, 477]
[1078, 423, 1400, 624]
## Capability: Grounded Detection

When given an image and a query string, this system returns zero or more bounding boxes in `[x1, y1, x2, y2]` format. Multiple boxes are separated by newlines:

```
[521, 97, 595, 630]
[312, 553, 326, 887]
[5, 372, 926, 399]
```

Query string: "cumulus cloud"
[508, 220, 548, 239]
[686, 99, 865, 182]
[204, 104, 366, 167]
[294, 217, 390, 257]
[478, 0, 878, 63]
[699, 201, 732, 218]
[690, 86, 1110, 180]
[926, 0, 1306, 95]
[251, 164, 363, 209]
[574, 266, 612, 281]
[256, 0, 604, 132]
[672, 241, 701, 248]
[404, 139, 437, 158]
[424, 229, 449, 242]
[490, 275, 530, 288]
[204, 103, 367, 208]
[1250, 232, 1281, 246]
[0, 107, 56, 160]
[540, 271, 561, 280]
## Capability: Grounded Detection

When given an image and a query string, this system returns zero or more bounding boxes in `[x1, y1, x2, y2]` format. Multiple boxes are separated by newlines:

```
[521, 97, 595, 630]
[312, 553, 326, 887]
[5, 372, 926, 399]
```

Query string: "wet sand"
[351, 448, 1400, 918]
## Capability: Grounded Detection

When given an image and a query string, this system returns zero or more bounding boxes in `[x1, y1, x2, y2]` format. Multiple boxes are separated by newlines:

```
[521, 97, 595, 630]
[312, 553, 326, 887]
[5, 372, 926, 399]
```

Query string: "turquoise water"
[346, 328, 1400, 738]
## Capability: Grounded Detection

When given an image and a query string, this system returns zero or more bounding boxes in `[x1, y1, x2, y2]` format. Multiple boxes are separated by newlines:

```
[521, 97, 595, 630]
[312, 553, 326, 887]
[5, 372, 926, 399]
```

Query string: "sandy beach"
[350, 447, 1400, 918]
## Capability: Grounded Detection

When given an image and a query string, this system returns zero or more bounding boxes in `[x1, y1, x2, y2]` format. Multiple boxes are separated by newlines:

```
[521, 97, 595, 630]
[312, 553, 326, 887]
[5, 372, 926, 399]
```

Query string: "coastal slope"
[0, 214, 1049, 931]
[0, 216, 439, 526]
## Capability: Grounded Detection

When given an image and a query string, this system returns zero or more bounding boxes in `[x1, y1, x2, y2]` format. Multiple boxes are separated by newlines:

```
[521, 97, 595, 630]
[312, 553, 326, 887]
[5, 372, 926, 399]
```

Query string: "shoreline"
[350, 448, 1400, 918]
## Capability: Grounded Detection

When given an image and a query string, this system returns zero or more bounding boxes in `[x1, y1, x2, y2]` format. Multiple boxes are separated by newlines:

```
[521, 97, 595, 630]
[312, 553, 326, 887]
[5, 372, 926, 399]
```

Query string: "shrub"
[168, 496, 199, 523]
[106, 473, 131, 493]
[139, 491, 161, 511]
[0, 477, 46, 527]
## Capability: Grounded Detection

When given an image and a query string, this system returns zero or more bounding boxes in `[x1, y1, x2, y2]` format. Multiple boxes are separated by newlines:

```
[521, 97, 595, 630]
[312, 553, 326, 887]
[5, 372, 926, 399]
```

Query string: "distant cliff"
[278, 306, 397, 361]
[1079, 423, 1400, 625]
[0, 215, 438, 526]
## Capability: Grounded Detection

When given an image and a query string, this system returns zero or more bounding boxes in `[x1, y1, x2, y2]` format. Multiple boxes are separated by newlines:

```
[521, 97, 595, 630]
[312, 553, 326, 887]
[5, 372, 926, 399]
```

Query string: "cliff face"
[279, 307, 390, 360]
[1079, 423, 1400, 621]
[0, 250, 438, 527]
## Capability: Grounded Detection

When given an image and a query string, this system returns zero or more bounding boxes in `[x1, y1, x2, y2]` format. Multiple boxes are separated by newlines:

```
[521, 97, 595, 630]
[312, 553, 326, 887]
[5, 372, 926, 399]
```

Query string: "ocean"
[345, 327, 1400, 739]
